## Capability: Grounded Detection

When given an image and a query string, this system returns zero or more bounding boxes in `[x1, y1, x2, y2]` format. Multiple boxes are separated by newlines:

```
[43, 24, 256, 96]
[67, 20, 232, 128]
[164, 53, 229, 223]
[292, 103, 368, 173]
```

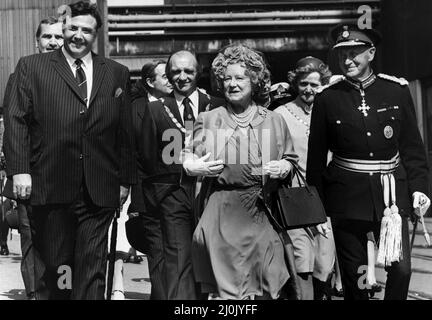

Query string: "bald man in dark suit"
[138, 50, 224, 299]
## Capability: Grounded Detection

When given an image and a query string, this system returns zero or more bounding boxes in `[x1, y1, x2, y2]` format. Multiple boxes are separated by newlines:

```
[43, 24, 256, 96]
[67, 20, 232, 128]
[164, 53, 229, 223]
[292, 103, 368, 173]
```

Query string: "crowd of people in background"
[0, 0, 430, 301]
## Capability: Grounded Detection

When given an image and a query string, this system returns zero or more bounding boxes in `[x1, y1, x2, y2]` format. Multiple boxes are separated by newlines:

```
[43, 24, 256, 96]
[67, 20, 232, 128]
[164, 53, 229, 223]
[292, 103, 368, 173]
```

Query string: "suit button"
[80, 110, 85, 115]
[367, 132, 371, 137]
[369, 152, 374, 157]
[79, 154, 83, 160]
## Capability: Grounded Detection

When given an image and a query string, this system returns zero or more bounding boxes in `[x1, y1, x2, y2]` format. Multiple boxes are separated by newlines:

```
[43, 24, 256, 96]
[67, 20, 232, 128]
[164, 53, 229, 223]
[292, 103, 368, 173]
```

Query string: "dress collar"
[345, 72, 376, 90]
[293, 97, 313, 115]
[223, 103, 268, 129]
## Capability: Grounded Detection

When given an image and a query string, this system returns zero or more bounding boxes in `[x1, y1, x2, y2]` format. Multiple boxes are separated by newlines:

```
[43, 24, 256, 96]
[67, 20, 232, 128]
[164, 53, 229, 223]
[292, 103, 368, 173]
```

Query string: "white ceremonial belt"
[333, 153, 400, 174]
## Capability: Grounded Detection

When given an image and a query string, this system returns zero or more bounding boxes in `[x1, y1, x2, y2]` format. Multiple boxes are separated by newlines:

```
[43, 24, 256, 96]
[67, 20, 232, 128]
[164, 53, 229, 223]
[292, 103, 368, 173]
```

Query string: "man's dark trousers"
[30, 186, 113, 300]
[17, 204, 37, 298]
[155, 183, 196, 300]
[333, 217, 411, 300]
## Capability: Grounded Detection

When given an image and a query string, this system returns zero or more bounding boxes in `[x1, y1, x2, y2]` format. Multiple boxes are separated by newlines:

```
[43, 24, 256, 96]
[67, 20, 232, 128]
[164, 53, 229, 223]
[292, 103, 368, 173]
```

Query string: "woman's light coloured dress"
[190, 108, 292, 300]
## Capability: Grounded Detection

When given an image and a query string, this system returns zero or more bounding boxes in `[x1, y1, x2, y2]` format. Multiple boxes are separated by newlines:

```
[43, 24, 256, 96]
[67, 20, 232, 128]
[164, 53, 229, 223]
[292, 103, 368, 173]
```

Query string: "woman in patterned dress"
[181, 44, 298, 300]
[275, 57, 340, 300]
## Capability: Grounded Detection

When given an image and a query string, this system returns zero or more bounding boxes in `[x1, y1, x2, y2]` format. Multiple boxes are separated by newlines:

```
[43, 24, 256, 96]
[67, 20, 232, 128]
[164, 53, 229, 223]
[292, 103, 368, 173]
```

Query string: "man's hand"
[0, 170, 6, 181]
[413, 191, 431, 217]
[316, 222, 331, 238]
[183, 152, 224, 177]
[13, 174, 32, 200]
[120, 185, 130, 210]
[263, 160, 293, 179]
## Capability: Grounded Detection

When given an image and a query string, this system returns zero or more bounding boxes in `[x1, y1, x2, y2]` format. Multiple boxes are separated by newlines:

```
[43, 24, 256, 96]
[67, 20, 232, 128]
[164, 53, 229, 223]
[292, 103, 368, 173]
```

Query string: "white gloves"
[263, 160, 293, 179]
[413, 191, 431, 217]
[183, 152, 225, 177]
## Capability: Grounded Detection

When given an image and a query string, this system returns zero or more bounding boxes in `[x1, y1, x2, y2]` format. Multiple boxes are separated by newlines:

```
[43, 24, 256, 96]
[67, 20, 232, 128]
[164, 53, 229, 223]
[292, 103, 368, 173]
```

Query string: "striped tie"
[75, 59, 88, 104]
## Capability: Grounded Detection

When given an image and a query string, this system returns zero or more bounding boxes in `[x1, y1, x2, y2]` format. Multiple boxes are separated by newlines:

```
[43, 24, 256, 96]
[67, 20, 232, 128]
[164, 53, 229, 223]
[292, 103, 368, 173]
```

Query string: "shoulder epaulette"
[377, 73, 409, 86]
[316, 75, 345, 93]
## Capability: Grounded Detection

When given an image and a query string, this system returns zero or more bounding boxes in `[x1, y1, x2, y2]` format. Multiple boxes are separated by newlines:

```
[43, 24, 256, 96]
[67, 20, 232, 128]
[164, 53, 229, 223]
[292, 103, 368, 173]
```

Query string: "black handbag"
[272, 164, 327, 230]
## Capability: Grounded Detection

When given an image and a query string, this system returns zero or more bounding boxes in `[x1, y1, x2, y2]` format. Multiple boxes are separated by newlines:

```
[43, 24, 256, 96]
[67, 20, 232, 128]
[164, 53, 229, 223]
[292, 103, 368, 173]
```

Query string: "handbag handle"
[284, 160, 313, 194]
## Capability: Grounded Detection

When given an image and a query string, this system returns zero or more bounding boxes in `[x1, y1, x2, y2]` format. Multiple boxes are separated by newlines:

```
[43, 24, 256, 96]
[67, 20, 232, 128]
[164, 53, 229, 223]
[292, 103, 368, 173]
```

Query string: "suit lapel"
[198, 91, 211, 114]
[137, 97, 149, 120]
[51, 50, 85, 105]
[167, 97, 183, 126]
[89, 54, 107, 107]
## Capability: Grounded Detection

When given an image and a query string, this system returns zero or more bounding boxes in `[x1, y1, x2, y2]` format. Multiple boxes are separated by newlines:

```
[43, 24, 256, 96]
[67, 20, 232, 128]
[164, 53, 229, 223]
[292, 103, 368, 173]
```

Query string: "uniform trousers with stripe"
[332, 217, 411, 300]
[29, 185, 114, 300]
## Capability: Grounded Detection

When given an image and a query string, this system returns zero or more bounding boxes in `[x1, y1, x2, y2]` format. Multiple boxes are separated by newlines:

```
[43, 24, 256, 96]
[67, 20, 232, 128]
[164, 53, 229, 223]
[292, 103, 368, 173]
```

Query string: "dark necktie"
[183, 97, 195, 124]
[75, 59, 88, 104]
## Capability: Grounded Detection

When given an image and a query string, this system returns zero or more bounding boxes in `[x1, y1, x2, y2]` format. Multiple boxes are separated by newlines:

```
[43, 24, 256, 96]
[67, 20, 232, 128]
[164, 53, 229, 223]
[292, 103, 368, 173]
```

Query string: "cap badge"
[384, 125, 394, 139]
[277, 85, 285, 95]
[342, 30, 350, 39]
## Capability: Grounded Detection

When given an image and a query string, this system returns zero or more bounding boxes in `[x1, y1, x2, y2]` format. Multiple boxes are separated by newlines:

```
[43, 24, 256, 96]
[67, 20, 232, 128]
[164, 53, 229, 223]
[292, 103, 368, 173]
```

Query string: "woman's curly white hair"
[212, 44, 271, 106]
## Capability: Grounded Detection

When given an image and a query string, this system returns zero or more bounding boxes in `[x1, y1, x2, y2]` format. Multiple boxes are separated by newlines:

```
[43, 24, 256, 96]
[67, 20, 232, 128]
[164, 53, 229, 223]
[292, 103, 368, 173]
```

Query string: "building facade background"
[1, 0, 431, 202]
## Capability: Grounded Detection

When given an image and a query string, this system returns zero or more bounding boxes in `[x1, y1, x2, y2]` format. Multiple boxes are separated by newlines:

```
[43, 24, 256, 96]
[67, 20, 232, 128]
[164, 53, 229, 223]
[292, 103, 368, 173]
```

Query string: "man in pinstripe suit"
[4, 1, 136, 300]
[1, 16, 64, 301]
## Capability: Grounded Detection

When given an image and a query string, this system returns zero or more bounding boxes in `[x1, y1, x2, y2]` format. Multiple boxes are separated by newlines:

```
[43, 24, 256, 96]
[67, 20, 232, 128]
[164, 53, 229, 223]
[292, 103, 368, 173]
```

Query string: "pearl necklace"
[286, 105, 311, 136]
[229, 105, 257, 128]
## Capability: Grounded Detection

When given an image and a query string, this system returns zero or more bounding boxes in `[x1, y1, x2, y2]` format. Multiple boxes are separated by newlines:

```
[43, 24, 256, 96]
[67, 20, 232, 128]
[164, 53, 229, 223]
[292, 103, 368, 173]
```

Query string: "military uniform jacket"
[306, 74, 429, 222]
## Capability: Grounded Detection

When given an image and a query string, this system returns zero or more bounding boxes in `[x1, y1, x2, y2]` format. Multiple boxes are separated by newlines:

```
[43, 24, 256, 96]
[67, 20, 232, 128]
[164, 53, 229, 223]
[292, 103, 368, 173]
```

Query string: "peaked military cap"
[330, 23, 382, 49]
[270, 82, 291, 100]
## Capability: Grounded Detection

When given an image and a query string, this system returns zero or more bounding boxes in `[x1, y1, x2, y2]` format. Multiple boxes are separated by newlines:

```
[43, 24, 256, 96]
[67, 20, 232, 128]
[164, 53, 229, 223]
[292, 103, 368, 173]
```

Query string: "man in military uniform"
[306, 24, 430, 300]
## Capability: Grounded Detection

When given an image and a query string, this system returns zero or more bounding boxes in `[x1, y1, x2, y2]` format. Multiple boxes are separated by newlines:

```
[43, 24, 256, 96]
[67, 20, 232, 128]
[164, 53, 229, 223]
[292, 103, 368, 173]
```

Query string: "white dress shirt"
[148, 93, 158, 103]
[62, 47, 93, 108]
[174, 90, 199, 123]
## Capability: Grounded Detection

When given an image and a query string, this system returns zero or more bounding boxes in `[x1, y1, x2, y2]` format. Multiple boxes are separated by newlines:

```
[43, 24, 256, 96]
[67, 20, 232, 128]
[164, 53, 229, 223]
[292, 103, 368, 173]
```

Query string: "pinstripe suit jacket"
[4, 49, 136, 208]
[1, 73, 16, 199]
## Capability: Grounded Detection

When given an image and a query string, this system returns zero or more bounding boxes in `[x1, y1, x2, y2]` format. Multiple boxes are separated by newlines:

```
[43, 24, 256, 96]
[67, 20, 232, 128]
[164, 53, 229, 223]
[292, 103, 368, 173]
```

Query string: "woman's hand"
[263, 160, 292, 179]
[315, 222, 331, 239]
[183, 152, 225, 177]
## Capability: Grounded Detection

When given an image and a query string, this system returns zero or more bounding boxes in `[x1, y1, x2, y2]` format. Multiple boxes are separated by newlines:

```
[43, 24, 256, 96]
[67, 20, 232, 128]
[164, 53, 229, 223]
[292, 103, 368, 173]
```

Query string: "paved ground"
[1, 218, 431, 300]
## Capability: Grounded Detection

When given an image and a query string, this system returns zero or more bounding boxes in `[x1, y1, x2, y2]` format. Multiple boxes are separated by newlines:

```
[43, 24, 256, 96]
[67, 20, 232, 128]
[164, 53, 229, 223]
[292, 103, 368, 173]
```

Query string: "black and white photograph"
[0, 0, 431, 309]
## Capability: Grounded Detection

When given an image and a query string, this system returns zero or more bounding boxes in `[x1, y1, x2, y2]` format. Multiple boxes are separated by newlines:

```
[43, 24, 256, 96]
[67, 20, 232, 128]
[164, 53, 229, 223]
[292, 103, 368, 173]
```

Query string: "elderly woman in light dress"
[181, 44, 298, 300]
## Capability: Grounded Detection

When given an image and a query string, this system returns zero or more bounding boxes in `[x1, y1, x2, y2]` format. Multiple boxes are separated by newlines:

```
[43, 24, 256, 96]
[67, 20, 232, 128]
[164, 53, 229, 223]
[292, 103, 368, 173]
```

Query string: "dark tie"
[75, 59, 88, 104]
[183, 97, 195, 124]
